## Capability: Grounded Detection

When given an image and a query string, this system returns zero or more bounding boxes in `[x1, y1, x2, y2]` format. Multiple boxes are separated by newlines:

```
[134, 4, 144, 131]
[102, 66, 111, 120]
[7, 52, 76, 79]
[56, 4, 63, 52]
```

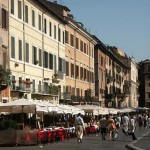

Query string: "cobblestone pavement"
[0, 127, 149, 150]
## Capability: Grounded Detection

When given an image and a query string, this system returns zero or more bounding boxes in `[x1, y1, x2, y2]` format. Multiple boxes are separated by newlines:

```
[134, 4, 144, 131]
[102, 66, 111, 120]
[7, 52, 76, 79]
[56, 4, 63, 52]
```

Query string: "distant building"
[138, 59, 150, 107]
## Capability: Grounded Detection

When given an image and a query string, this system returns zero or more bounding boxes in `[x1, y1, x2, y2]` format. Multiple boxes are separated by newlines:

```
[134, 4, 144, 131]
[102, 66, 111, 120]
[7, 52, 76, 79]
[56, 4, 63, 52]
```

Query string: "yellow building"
[8, 0, 66, 104]
[47, 1, 97, 104]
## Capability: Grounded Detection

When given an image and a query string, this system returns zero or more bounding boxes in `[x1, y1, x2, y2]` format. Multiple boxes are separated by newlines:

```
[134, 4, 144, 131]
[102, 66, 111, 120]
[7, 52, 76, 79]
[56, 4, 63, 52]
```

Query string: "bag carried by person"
[111, 123, 116, 129]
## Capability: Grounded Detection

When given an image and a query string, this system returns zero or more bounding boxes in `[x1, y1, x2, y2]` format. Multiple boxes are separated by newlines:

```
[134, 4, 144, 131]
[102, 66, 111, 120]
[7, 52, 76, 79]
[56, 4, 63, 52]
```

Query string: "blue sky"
[54, 0, 150, 62]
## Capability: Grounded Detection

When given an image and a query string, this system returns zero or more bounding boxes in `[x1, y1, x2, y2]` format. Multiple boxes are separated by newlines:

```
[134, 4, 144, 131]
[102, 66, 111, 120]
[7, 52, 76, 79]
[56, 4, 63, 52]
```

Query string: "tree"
[0, 65, 11, 91]
[49, 84, 61, 95]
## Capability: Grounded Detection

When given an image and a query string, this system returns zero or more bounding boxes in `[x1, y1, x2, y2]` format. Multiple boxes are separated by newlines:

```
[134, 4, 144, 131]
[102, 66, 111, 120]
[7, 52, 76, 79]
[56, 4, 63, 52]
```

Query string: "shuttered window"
[25, 43, 29, 63]
[25, 5, 28, 23]
[18, 40, 22, 61]
[11, 36, 15, 58]
[18, 0, 22, 19]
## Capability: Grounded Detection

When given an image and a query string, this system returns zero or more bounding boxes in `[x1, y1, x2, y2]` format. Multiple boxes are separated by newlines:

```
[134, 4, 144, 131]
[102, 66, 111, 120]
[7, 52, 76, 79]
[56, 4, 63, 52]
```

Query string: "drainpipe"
[42, 11, 46, 80]
[23, 0, 25, 73]
[74, 27, 79, 102]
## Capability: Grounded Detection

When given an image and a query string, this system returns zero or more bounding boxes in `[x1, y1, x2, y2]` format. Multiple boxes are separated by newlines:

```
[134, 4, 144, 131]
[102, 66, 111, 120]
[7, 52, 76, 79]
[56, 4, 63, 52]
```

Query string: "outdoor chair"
[56, 129, 65, 141]
[51, 130, 57, 143]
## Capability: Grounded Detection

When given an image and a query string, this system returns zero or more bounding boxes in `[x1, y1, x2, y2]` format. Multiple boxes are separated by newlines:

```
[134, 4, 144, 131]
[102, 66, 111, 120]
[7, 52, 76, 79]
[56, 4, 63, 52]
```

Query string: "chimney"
[53, 0, 57, 4]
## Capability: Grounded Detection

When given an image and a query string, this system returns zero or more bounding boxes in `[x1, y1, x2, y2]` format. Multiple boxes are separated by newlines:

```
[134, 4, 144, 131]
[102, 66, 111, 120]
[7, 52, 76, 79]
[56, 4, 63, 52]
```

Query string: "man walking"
[100, 115, 107, 140]
[74, 113, 84, 143]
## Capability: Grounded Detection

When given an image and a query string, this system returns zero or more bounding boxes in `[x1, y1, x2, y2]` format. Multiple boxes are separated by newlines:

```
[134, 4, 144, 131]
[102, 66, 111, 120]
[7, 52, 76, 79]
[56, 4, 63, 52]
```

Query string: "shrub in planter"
[0, 119, 19, 130]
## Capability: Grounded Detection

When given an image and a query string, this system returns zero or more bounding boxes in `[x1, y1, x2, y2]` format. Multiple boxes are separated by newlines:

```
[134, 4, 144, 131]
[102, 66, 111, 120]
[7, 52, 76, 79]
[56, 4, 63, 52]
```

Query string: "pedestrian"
[107, 115, 116, 141]
[74, 113, 84, 143]
[138, 115, 143, 130]
[100, 115, 107, 140]
[143, 114, 148, 129]
[116, 113, 121, 129]
[122, 113, 129, 141]
[128, 115, 137, 140]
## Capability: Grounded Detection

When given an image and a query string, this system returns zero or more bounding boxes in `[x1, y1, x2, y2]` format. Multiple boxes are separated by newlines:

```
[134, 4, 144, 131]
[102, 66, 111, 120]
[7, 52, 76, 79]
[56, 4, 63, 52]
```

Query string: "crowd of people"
[74, 112, 150, 143]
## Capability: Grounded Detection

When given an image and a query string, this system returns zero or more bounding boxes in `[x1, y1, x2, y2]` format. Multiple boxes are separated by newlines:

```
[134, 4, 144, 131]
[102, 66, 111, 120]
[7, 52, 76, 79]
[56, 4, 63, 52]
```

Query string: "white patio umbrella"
[57, 104, 73, 114]
[74, 105, 100, 115]
[0, 99, 49, 113]
[0, 99, 49, 129]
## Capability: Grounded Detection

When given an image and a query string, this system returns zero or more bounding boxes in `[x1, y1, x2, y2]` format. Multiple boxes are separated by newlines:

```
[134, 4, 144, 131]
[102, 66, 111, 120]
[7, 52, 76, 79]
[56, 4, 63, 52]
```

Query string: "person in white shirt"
[74, 113, 84, 143]
[128, 115, 137, 140]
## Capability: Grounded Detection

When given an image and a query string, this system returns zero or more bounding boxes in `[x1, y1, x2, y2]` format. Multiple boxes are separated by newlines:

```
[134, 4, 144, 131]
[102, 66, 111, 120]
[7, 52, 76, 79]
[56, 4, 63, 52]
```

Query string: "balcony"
[61, 92, 71, 100]
[52, 74, 60, 83]
[0, 84, 8, 91]
[11, 85, 31, 93]
[32, 85, 50, 96]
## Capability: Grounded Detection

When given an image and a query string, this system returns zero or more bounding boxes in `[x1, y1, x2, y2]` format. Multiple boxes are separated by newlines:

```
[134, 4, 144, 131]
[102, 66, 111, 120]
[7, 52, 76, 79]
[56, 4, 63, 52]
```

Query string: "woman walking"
[107, 115, 116, 141]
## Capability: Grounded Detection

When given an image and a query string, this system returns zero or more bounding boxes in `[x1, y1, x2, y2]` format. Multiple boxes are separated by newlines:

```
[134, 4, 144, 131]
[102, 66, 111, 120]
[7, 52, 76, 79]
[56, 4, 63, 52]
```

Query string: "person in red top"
[107, 115, 116, 141]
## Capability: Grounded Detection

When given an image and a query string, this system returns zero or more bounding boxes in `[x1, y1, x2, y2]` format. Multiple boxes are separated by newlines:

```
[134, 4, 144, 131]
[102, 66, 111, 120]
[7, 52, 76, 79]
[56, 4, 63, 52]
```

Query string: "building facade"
[3, 0, 67, 104]
[138, 59, 150, 107]
[0, 0, 9, 102]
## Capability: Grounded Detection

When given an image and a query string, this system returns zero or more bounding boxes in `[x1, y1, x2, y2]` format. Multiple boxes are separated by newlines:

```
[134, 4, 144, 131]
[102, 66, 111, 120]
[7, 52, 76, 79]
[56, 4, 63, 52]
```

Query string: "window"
[101, 56, 103, 65]
[148, 65, 150, 72]
[63, 31, 65, 44]
[49, 21, 52, 36]
[44, 51, 48, 68]
[32, 79, 35, 93]
[44, 82, 49, 94]
[84, 68, 87, 81]
[2, 8, 7, 29]
[80, 67, 83, 80]
[71, 63, 74, 77]
[18, 0, 22, 19]
[25, 5, 28, 23]
[75, 65, 79, 79]
[19, 77, 22, 89]
[32, 46, 37, 65]
[87, 70, 89, 82]
[76, 37, 79, 49]
[44, 18, 47, 34]
[66, 61, 69, 76]
[11, 0, 14, 14]
[59, 57, 62, 71]
[38, 14, 41, 31]
[12, 75, 16, 89]
[25, 43, 29, 63]
[54, 25, 56, 39]
[3, 52, 6, 69]
[18, 40, 22, 61]
[87, 45, 88, 55]
[11, 36, 15, 58]
[84, 43, 86, 53]
[65, 30, 68, 44]
[53, 55, 56, 71]
[80, 40, 83, 52]
[39, 49, 42, 66]
[58, 28, 61, 42]
[32, 10, 35, 27]
[148, 93, 150, 98]
[25, 78, 30, 90]
[70, 34, 74, 46]
[38, 81, 42, 93]
[49, 53, 53, 69]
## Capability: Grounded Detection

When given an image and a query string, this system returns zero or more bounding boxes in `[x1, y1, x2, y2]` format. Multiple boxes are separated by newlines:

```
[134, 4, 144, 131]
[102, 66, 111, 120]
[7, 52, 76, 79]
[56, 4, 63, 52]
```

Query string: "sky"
[52, 0, 150, 62]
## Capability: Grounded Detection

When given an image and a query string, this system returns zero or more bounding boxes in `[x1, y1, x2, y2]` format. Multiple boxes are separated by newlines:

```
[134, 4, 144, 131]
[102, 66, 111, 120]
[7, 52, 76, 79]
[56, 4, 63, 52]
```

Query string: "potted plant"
[12, 80, 16, 83]
[34, 60, 39, 65]
[14, 62, 19, 67]
[53, 73, 58, 78]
